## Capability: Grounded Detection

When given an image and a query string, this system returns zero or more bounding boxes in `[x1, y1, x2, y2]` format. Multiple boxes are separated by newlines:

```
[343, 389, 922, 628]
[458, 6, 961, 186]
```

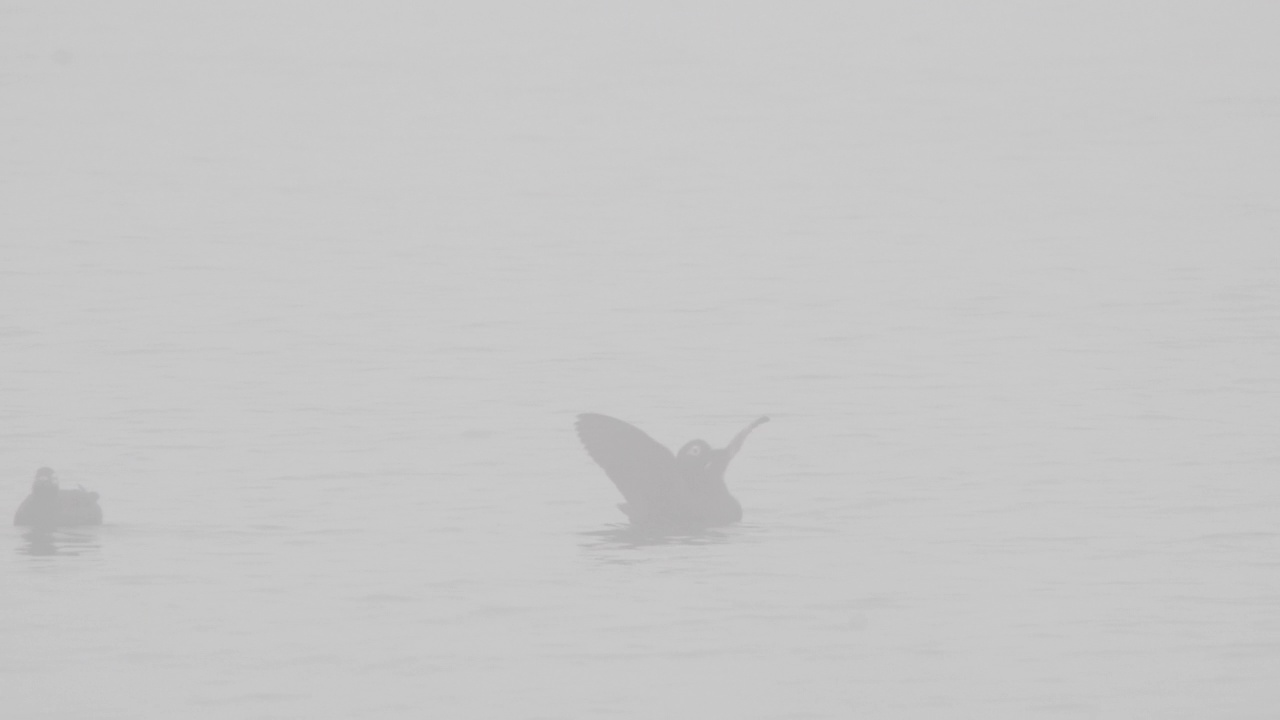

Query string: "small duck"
[13, 467, 103, 527]
[576, 414, 769, 529]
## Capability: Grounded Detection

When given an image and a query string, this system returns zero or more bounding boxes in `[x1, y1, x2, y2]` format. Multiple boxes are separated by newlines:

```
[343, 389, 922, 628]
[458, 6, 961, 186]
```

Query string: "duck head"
[32, 467, 59, 498]
[675, 439, 716, 483]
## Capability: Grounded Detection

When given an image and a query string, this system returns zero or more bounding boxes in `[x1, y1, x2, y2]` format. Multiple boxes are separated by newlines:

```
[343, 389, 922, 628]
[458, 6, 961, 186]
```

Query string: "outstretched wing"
[575, 413, 678, 511]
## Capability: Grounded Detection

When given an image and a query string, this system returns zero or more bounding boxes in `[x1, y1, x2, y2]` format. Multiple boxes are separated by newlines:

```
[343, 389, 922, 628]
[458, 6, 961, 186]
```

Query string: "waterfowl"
[575, 414, 769, 529]
[13, 467, 103, 527]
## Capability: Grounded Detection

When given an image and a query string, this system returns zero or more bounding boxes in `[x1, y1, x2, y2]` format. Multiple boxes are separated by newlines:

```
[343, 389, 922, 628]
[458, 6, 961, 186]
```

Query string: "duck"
[575, 414, 769, 529]
[13, 467, 103, 527]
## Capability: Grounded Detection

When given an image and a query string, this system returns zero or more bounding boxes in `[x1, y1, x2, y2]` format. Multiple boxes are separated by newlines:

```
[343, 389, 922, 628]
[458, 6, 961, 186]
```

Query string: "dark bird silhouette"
[13, 467, 103, 528]
[575, 414, 769, 529]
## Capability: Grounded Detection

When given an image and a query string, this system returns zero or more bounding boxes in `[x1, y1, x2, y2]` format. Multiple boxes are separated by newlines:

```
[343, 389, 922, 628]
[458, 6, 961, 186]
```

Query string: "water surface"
[4, 4, 1279, 718]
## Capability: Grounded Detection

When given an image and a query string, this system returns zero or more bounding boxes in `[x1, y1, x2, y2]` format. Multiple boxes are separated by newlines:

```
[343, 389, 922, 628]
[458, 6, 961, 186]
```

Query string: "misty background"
[3, 2, 1278, 718]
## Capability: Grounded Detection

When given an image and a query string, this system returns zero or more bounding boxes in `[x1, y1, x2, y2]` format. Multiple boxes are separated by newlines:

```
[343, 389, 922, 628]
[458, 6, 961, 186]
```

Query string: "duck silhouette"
[13, 467, 103, 528]
[576, 414, 769, 529]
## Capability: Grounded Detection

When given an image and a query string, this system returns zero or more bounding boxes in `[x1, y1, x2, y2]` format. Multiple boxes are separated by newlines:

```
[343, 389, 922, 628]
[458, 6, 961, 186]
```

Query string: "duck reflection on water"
[578, 522, 749, 554]
[16, 527, 101, 557]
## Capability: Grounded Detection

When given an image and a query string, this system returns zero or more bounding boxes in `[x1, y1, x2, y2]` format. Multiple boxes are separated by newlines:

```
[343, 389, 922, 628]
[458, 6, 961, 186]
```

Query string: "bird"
[575, 413, 769, 529]
[13, 467, 103, 528]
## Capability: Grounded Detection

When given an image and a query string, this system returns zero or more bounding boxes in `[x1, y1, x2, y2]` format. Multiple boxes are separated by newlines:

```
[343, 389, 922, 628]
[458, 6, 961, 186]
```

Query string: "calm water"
[4, 4, 1279, 718]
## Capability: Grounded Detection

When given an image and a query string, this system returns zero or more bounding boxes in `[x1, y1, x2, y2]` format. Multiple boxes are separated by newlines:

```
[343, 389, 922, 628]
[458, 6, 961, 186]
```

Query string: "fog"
[4, 3, 1279, 718]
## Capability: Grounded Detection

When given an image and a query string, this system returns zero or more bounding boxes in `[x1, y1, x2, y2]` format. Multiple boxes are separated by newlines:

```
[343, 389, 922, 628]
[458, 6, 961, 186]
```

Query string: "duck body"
[576, 413, 768, 530]
[13, 468, 103, 528]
